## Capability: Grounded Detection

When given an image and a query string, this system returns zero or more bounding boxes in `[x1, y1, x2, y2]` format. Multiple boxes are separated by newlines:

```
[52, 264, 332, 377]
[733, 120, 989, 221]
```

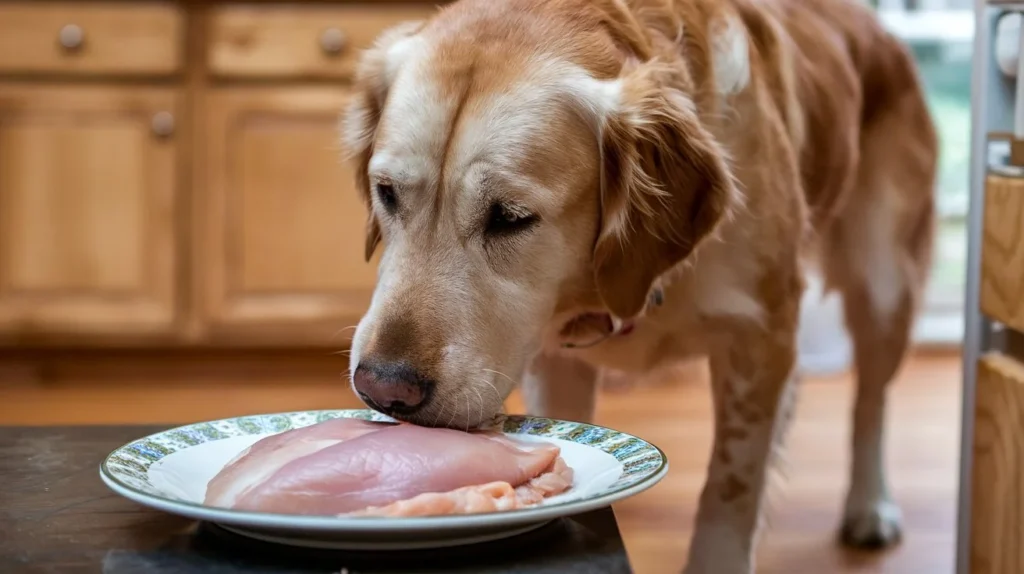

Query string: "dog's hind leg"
[824, 97, 937, 549]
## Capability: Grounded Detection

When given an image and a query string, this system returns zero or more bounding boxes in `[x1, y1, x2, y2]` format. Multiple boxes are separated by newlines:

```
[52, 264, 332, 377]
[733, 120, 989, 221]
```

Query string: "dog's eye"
[485, 203, 538, 237]
[376, 183, 398, 213]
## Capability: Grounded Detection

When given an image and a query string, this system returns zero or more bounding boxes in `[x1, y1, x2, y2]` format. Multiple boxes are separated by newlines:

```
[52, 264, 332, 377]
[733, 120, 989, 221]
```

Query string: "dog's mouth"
[557, 287, 663, 349]
[559, 312, 634, 349]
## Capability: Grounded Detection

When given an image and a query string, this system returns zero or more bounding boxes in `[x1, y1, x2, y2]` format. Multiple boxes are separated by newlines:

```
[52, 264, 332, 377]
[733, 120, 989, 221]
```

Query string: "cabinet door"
[970, 174, 1024, 573]
[970, 352, 1024, 574]
[202, 88, 377, 345]
[0, 86, 177, 339]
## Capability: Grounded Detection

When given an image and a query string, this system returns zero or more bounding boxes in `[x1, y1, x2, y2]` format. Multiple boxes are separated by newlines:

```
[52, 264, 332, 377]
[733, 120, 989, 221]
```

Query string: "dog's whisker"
[329, 325, 359, 342]
[432, 395, 448, 428]
[484, 381, 502, 407]
[477, 373, 505, 406]
[482, 368, 517, 387]
[447, 395, 459, 429]
[472, 385, 485, 431]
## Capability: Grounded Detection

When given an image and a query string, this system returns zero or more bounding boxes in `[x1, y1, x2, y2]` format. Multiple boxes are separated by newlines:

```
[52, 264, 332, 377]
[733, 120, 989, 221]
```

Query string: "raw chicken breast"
[351, 457, 574, 517]
[204, 418, 573, 517]
[205, 418, 385, 508]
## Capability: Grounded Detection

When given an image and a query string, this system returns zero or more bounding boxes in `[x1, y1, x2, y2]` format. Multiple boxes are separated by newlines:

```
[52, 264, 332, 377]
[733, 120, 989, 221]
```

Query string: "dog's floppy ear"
[341, 21, 425, 262]
[594, 60, 739, 320]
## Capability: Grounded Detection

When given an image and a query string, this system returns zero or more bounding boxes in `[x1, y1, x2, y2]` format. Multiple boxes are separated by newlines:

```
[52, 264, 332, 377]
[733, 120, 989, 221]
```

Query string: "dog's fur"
[343, 0, 937, 571]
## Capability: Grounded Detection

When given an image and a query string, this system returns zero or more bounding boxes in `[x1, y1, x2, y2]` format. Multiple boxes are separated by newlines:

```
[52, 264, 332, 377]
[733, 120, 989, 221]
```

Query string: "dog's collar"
[561, 288, 663, 349]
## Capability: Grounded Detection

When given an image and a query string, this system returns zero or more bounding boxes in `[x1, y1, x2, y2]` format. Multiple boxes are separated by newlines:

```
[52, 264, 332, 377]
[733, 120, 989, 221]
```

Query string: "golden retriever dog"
[343, 0, 937, 570]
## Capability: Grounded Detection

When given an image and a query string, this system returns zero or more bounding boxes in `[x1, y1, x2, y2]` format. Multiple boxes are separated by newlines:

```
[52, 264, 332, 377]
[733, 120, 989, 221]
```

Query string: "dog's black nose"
[352, 361, 434, 416]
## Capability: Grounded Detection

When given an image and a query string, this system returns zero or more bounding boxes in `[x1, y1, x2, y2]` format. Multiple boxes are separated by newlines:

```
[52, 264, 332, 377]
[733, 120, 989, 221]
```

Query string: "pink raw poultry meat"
[205, 418, 385, 508]
[351, 457, 574, 517]
[203, 418, 572, 516]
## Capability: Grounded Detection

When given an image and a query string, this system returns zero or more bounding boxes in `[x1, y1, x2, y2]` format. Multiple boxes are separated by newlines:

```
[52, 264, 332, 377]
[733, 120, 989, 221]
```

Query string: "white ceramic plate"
[100, 409, 668, 550]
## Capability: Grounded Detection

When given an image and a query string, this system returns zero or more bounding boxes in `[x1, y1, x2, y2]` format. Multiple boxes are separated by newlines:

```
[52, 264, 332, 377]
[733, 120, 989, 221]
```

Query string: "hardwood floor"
[0, 351, 963, 574]
[607, 354, 961, 574]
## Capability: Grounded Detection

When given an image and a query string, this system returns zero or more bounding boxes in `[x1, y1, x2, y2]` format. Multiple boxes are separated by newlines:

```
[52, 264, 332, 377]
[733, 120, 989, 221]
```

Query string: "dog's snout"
[353, 361, 434, 416]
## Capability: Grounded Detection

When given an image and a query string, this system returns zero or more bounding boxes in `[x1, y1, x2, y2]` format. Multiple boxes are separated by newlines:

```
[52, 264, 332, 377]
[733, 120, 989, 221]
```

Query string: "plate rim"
[99, 409, 669, 531]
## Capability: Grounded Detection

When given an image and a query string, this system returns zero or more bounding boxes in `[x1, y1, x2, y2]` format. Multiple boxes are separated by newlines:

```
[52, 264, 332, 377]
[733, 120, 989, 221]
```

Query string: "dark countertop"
[0, 425, 634, 573]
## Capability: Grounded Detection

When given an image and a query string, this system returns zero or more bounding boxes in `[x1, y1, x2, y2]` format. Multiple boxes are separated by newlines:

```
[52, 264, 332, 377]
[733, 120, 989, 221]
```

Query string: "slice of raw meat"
[204, 418, 572, 517]
[350, 456, 574, 517]
[514, 456, 574, 505]
[226, 424, 560, 515]
[205, 418, 386, 508]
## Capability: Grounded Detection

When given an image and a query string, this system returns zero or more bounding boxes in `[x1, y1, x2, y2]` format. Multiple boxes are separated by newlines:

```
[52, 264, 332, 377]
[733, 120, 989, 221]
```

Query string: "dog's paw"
[839, 499, 903, 550]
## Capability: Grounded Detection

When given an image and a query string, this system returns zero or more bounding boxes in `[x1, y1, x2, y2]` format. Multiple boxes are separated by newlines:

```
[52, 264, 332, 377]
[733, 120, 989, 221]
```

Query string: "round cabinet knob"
[58, 24, 85, 51]
[151, 111, 174, 138]
[319, 28, 347, 56]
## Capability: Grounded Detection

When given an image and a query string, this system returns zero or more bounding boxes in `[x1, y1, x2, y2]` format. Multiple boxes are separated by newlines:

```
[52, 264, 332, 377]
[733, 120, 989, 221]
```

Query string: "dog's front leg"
[521, 352, 598, 424]
[685, 323, 798, 574]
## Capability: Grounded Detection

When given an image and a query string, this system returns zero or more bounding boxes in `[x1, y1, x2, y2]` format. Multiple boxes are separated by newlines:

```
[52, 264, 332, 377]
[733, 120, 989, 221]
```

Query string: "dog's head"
[344, 0, 738, 428]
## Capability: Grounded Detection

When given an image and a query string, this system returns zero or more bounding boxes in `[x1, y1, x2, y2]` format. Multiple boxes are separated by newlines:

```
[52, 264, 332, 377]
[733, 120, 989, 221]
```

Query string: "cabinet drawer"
[981, 175, 1024, 332]
[0, 3, 183, 76]
[208, 5, 438, 80]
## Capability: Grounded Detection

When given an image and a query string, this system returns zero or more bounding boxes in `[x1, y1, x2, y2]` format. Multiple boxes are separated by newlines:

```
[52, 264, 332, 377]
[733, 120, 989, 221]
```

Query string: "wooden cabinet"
[0, 3, 183, 76]
[980, 175, 1024, 333]
[0, 85, 178, 339]
[0, 1, 438, 348]
[201, 88, 377, 344]
[967, 173, 1024, 573]
[208, 5, 436, 80]
[970, 351, 1024, 574]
